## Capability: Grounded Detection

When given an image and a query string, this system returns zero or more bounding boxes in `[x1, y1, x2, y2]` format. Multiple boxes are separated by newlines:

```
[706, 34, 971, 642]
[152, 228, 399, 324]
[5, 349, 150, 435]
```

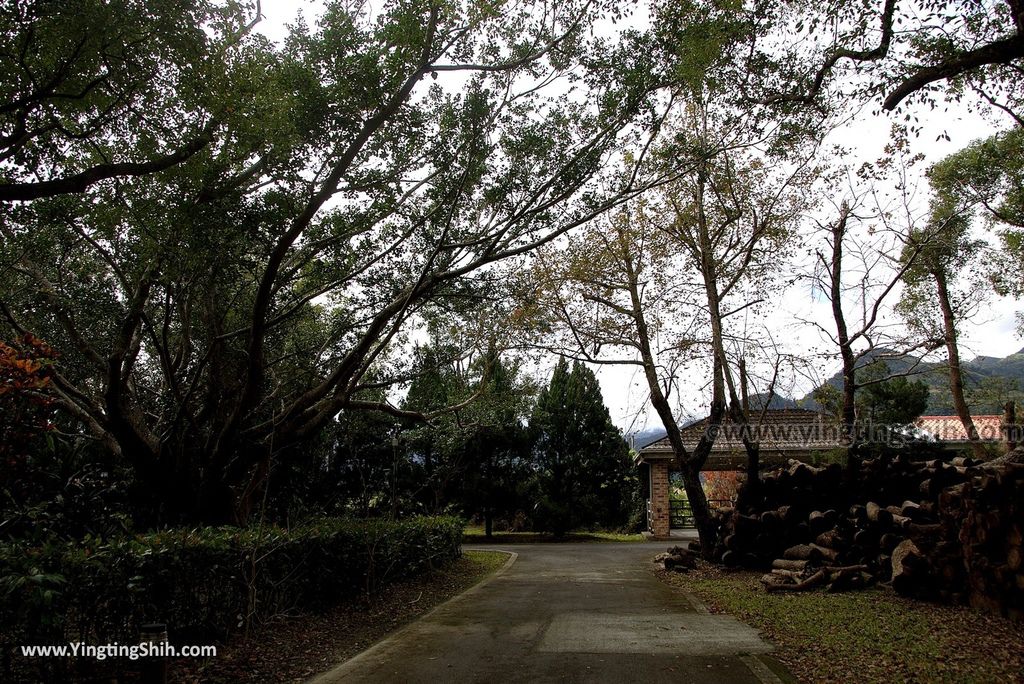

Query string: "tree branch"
[883, 34, 1024, 110]
[0, 119, 217, 202]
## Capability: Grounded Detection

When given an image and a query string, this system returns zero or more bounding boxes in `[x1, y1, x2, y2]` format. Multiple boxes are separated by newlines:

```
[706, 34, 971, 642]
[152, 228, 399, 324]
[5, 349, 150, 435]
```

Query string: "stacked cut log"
[713, 452, 1024, 620]
[938, 458, 1024, 622]
[760, 562, 873, 593]
[654, 544, 700, 573]
[714, 456, 978, 596]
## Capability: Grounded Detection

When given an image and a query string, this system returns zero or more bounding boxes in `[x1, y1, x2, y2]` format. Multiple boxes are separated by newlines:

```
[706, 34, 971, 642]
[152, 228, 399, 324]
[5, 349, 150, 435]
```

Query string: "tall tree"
[530, 205, 723, 543]
[459, 352, 536, 537]
[899, 181, 991, 457]
[529, 359, 633, 536]
[402, 343, 535, 534]
[924, 127, 1024, 306]
[401, 343, 475, 514]
[656, 105, 810, 511]
[808, 194, 932, 462]
[528, 100, 812, 545]
[0, 0, 696, 525]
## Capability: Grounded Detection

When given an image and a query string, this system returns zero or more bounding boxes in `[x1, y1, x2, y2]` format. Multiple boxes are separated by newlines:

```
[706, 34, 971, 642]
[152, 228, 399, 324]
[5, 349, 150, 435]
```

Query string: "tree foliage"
[3, 0, 1023, 540]
[0, 0, 694, 525]
[804, 159, 945, 459]
[0, 334, 57, 458]
[898, 155, 996, 454]
[925, 126, 1024, 302]
[525, 94, 814, 544]
[739, 0, 1024, 119]
[856, 362, 929, 426]
[0, 0, 252, 202]
[401, 344, 536, 530]
[528, 359, 635, 535]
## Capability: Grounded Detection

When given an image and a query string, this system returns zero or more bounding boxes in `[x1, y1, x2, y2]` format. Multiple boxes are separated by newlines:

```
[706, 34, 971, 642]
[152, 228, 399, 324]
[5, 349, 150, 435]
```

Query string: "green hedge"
[0, 516, 463, 648]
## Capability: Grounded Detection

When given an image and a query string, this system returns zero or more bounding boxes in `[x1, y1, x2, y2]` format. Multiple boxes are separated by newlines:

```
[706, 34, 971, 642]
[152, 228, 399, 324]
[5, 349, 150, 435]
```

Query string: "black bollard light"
[139, 623, 168, 684]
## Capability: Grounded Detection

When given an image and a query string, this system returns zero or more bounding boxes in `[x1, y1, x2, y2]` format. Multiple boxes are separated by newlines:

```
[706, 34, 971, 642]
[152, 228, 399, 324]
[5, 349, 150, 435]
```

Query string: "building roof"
[638, 408, 844, 462]
[914, 415, 1004, 442]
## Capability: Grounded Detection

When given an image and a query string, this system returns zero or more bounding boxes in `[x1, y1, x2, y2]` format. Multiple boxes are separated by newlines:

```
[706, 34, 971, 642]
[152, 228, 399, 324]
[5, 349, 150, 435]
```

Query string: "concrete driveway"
[311, 542, 787, 684]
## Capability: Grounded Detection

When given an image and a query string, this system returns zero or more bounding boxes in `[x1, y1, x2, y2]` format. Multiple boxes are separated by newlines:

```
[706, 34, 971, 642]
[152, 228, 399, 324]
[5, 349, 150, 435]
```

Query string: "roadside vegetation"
[1, 518, 464, 682]
[175, 550, 510, 684]
[657, 562, 1024, 683]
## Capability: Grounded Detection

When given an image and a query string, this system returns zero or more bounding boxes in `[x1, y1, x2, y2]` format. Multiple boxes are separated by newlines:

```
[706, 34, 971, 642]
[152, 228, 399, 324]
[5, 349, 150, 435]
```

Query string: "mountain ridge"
[626, 346, 1024, 442]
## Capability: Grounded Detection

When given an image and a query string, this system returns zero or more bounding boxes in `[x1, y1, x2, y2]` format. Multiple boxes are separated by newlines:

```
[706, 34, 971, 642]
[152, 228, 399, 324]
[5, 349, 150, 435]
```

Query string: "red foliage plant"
[700, 470, 739, 507]
[0, 334, 58, 465]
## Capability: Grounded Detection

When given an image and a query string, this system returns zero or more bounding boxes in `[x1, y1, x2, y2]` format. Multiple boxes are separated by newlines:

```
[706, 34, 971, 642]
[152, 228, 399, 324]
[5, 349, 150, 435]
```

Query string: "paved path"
[311, 543, 787, 684]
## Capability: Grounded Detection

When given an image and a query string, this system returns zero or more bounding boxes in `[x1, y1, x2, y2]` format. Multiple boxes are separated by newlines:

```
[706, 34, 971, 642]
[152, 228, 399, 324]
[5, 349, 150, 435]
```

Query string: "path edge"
[307, 549, 518, 683]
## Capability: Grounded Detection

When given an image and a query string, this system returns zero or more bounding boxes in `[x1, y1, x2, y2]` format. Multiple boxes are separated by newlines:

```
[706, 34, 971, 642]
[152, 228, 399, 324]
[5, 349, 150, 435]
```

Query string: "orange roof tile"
[914, 415, 1003, 441]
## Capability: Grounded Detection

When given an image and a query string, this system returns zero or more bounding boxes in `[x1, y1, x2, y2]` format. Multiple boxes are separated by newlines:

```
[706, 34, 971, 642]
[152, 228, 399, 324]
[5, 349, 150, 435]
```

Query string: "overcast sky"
[254, 0, 1023, 432]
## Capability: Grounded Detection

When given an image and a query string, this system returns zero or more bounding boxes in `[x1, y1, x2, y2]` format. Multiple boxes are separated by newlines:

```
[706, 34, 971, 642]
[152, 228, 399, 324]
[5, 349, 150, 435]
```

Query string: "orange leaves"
[0, 334, 58, 455]
[0, 334, 58, 394]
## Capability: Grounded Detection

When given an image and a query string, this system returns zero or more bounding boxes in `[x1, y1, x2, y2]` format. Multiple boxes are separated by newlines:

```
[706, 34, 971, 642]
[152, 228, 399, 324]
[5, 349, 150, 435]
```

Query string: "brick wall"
[649, 461, 670, 538]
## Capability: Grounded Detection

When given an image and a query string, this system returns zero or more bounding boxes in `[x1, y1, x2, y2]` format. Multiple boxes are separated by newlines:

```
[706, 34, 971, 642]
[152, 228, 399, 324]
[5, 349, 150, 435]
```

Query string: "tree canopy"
[529, 359, 635, 535]
[2, 0, 1023, 544]
[0, 0, 701, 524]
[742, 0, 1024, 118]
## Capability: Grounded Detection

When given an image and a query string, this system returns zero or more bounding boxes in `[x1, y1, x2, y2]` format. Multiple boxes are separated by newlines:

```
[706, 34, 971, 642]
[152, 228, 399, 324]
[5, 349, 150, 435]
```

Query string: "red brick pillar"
[649, 461, 671, 539]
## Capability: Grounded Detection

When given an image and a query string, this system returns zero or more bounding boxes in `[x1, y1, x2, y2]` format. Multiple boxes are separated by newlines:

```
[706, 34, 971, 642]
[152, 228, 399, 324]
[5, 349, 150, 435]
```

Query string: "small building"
[914, 415, 1005, 443]
[635, 409, 844, 539]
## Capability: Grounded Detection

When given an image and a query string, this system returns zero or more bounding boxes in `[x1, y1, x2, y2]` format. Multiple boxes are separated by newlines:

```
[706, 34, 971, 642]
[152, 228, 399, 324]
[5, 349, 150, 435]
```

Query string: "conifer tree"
[529, 359, 635, 535]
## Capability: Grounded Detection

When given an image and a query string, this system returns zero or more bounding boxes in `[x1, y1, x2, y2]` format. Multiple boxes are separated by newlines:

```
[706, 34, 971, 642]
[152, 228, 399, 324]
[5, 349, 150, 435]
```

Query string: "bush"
[0, 516, 463, 659]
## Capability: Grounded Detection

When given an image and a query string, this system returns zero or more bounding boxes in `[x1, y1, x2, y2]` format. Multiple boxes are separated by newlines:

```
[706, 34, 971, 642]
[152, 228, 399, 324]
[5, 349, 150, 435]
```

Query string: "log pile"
[713, 456, 978, 596]
[712, 452, 1024, 620]
[939, 459, 1024, 621]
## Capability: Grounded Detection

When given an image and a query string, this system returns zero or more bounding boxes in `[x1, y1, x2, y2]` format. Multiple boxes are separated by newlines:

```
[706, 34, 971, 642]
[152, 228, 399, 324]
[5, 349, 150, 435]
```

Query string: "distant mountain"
[966, 347, 1024, 379]
[625, 347, 1024, 440]
[798, 346, 1024, 415]
[627, 426, 667, 450]
[746, 392, 801, 411]
[625, 394, 798, 450]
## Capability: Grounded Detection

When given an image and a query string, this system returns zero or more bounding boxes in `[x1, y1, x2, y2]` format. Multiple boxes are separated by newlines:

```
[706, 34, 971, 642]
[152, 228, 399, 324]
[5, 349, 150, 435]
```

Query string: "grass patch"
[656, 562, 1024, 683]
[173, 550, 509, 683]
[463, 526, 644, 543]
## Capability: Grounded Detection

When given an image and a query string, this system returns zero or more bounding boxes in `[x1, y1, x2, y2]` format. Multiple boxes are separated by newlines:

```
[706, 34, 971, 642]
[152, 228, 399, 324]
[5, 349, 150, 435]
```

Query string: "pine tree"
[461, 353, 535, 537]
[529, 359, 636, 535]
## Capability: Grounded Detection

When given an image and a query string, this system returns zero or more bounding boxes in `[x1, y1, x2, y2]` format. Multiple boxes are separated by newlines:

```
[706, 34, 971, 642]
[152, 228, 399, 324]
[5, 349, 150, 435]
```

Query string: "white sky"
[253, 0, 1024, 431]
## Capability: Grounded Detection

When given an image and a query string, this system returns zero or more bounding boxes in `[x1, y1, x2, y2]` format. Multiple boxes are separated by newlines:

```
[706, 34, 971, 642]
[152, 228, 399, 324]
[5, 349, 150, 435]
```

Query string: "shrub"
[0, 516, 463, 656]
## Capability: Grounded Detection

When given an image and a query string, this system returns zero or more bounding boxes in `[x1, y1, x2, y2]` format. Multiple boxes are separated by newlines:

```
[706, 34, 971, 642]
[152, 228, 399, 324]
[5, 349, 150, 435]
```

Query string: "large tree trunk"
[827, 206, 861, 478]
[697, 182, 760, 513]
[735, 415, 761, 511]
[933, 268, 984, 458]
[681, 461, 715, 546]
[740, 360, 760, 506]
[625, 254, 722, 556]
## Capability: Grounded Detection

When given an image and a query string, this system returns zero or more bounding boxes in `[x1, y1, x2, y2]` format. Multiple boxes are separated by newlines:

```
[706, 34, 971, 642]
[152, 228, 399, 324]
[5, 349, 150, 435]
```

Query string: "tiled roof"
[914, 415, 1004, 442]
[640, 409, 844, 454]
